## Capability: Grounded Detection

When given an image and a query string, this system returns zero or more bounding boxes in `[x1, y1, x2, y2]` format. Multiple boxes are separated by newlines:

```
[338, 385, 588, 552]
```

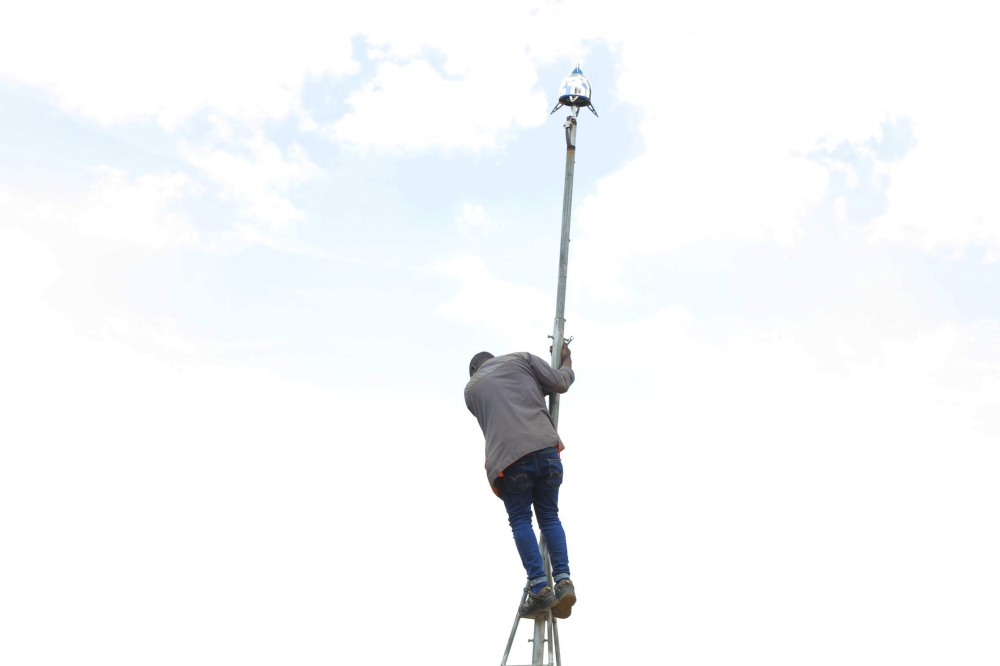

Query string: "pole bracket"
[563, 116, 577, 149]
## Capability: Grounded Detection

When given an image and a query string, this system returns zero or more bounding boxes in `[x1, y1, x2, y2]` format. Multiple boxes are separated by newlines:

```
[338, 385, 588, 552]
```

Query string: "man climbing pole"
[465, 346, 577, 620]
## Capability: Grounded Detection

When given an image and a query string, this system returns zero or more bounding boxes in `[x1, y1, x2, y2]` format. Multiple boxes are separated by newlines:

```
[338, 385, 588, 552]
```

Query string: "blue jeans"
[497, 447, 571, 588]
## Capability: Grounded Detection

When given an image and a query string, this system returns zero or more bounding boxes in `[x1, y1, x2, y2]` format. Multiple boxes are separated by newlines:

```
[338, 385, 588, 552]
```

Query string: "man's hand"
[549, 342, 572, 369]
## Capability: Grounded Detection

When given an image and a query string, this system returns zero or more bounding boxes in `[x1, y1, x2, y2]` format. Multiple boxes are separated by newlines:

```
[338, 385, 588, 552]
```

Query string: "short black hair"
[469, 351, 495, 376]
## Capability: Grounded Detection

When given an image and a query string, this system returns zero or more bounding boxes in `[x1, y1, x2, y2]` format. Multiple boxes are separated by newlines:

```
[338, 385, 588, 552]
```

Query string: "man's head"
[469, 351, 495, 377]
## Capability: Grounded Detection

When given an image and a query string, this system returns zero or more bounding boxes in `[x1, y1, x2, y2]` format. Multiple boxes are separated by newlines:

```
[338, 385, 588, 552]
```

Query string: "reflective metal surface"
[551, 65, 598, 117]
[558, 66, 592, 107]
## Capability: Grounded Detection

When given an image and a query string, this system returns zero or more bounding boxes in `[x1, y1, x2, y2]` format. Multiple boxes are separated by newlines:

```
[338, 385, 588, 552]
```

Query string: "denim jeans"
[497, 447, 571, 588]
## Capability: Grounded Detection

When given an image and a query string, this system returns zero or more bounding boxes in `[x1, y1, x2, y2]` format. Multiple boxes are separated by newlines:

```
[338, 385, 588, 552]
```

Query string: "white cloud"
[456, 203, 500, 236]
[548, 11, 889, 301]
[561, 4, 1000, 295]
[181, 136, 321, 231]
[3, 168, 199, 248]
[0, 228, 499, 665]
[869, 137, 1000, 262]
[563, 310, 1000, 664]
[0, 2, 601, 152]
[76, 167, 200, 247]
[0, 226, 61, 304]
[2, 156, 337, 264]
[101, 314, 199, 356]
[572, 150, 829, 300]
[330, 57, 548, 152]
[435, 253, 552, 349]
[327, 0, 596, 152]
[0, 1, 360, 127]
[0, 1, 580, 153]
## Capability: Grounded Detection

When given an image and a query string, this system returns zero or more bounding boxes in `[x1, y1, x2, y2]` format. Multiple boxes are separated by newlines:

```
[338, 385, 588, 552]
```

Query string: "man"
[464, 346, 577, 619]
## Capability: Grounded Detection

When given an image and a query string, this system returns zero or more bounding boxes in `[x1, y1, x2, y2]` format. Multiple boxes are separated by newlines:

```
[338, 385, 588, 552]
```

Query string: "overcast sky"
[2, 2, 998, 664]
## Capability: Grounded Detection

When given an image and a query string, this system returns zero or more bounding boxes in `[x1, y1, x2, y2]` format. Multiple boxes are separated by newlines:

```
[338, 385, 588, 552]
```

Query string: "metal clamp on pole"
[564, 115, 577, 149]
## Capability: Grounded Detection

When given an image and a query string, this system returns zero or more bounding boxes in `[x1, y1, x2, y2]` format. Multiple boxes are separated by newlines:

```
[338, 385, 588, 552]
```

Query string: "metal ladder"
[500, 535, 562, 666]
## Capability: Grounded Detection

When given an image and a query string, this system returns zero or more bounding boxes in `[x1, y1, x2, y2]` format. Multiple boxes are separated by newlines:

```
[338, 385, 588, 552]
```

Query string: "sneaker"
[552, 579, 576, 619]
[519, 585, 558, 619]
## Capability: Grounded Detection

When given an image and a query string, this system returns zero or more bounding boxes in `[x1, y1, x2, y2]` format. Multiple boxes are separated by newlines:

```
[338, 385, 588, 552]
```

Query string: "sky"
[1, 2, 998, 664]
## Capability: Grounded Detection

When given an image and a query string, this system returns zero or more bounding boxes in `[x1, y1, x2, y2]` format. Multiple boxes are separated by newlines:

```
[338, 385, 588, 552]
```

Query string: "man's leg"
[499, 452, 559, 618]
[533, 447, 576, 618]
[498, 455, 546, 589]
[532, 448, 570, 581]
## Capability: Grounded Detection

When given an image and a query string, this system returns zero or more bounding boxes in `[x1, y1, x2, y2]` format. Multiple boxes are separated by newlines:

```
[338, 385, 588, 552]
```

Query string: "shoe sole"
[552, 591, 576, 619]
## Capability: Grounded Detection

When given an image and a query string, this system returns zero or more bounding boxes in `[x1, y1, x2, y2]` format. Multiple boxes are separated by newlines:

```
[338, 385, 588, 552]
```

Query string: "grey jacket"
[464, 352, 575, 489]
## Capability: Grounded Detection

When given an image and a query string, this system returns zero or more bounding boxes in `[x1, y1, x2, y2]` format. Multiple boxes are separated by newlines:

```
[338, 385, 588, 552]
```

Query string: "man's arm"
[528, 346, 574, 395]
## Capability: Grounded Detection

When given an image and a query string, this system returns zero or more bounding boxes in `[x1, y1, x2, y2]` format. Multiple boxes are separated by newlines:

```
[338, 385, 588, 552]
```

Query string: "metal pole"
[549, 106, 579, 423]
[535, 106, 580, 666]
[508, 65, 592, 666]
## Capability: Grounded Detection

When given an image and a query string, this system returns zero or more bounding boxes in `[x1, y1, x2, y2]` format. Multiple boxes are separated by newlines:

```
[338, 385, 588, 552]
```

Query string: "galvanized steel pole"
[521, 65, 595, 666]
[536, 88, 587, 666]
[548, 108, 578, 423]
[536, 110, 576, 666]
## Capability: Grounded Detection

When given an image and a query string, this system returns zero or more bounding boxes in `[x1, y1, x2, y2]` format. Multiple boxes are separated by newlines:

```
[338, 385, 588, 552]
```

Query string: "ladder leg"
[552, 617, 562, 666]
[543, 539, 556, 666]
[532, 535, 551, 665]
[501, 589, 529, 666]
[501, 534, 563, 665]
[532, 615, 546, 664]
[546, 610, 555, 665]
